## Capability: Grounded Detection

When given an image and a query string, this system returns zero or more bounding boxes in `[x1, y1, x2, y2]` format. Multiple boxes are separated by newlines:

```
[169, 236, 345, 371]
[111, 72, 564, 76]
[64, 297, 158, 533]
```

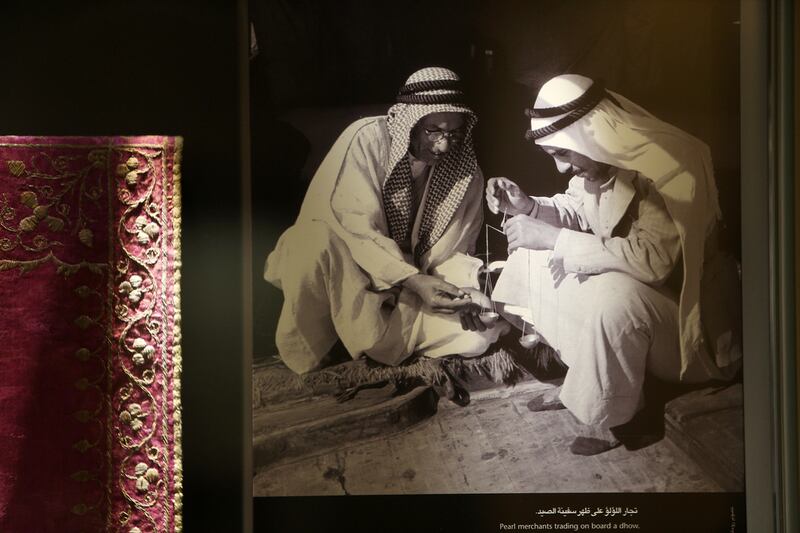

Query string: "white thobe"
[265, 117, 503, 374]
[493, 170, 712, 428]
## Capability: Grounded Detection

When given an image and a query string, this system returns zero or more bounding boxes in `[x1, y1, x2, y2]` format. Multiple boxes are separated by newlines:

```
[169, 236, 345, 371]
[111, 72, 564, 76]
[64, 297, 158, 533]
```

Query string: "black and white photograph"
[249, 0, 748, 507]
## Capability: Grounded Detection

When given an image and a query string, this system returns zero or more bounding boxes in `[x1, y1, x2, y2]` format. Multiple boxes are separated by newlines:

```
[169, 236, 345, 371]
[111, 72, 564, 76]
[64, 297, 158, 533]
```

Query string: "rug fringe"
[255, 345, 561, 405]
[525, 342, 566, 370]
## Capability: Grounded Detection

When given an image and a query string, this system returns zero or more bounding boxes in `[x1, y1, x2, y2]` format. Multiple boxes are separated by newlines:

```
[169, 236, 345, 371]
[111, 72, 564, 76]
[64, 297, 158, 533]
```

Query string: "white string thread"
[522, 249, 529, 336]
[481, 209, 506, 314]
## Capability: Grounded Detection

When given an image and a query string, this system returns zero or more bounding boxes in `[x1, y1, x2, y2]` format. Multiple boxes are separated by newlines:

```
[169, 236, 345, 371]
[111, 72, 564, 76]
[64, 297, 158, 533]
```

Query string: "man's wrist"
[401, 273, 423, 289]
[508, 197, 535, 217]
[526, 197, 538, 217]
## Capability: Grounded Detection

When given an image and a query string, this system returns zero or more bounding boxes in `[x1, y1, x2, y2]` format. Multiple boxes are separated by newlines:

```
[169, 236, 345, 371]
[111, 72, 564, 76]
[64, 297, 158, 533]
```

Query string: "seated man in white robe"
[488, 74, 742, 455]
[265, 67, 505, 383]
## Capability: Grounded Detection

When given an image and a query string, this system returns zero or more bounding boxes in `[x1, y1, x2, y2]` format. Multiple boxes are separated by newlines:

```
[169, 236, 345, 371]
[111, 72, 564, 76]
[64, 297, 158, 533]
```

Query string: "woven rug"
[0, 137, 183, 532]
[253, 343, 563, 408]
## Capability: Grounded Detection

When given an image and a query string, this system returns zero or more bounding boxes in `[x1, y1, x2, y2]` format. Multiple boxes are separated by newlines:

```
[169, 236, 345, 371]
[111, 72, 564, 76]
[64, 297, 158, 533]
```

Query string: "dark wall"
[1, 2, 245, 530]
[251, 0, 740, 188]
[250, 0, 741, 359]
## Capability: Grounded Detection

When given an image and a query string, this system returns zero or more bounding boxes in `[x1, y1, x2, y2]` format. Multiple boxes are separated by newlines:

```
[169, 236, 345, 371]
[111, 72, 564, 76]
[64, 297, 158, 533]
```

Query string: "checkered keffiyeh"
[384, 67, 478, 265]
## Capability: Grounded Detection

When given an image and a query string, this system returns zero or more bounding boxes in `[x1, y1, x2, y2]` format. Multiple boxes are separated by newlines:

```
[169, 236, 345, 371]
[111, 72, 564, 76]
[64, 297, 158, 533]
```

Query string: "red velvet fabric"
[0, 137, 182, 532]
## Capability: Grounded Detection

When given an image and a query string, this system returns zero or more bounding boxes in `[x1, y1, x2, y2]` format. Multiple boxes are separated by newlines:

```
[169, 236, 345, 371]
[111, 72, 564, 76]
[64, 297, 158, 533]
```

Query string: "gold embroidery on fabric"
[1, 140, 181, 531]
[170, 138, 184, 532]
[73, 439, 95, 453]
[104, 143, 116, 533]
[101, 141, 181, 533]
[1, 143, 123, 529]
[74, 410, 97, 423]
[71, 470, 93, 483]
[74, 315, 94, 330]
[7, 160, 25, 176]
[0, 251, 105, 275]
[74, 284, 93, 299]
[79, 227, 94, 247]
[72, 503, 91, 516]
[0, 147, 113, 258]
[0, 142, 165, 149]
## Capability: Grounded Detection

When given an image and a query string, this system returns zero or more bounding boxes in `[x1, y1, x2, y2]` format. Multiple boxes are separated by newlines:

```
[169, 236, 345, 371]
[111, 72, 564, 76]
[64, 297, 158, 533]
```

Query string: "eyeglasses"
[424, 128, 465, 143]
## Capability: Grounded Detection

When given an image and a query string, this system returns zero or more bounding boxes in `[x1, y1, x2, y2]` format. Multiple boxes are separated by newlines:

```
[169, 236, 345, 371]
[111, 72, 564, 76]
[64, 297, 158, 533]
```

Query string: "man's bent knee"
[286, 221, 339, 257]
[588, 273, 655, 326]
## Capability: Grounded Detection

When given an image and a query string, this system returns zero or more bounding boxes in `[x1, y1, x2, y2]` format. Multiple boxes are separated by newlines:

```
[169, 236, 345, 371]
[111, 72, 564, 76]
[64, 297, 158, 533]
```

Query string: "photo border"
[247, 1, 795, 531]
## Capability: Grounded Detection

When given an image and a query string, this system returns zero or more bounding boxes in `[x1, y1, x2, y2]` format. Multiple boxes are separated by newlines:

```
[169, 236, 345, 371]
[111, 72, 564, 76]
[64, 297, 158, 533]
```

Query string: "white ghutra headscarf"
[527, 74, 721, 226]
[526, 74, 730, 376]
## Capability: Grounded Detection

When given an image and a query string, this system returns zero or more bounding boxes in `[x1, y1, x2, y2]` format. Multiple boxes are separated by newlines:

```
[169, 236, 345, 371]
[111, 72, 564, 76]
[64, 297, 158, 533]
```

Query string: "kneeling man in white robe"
[488, 74, 742, 455]
[266, 67, 505, 376]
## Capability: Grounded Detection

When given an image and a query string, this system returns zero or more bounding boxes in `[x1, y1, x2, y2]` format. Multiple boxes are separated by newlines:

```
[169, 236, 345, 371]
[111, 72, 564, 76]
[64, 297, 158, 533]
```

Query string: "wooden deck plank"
[254, 385, 723, 495]
[664, 383, 744, 491]
[253, 385, 439, 470]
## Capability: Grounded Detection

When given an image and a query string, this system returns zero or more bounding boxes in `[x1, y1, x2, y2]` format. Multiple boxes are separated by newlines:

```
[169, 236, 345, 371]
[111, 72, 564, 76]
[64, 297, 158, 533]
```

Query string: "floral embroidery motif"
[117, 155, 145, 186]
[75, 347, 92, 361]
[0, 137, 181, 531]
[1, 148, 107, 256]
[134, 215, 160, 244]
[78, 227, 94, 247]
[110, 140, 182, 533]
[73, 439, 94, 453]
[74, 285, 93, 299]
[120, 403, 147, 432]
[129, 337, 156, 366]
[7, 160, 25, 176]
[134, 462, 160, 493]
[74, 315, 94, 330]
[119, 273, 150, 304]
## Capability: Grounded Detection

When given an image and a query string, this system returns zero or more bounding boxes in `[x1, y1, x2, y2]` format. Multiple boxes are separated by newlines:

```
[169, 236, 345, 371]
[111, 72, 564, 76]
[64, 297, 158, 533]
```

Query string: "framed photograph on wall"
[247, 1, 795, 532]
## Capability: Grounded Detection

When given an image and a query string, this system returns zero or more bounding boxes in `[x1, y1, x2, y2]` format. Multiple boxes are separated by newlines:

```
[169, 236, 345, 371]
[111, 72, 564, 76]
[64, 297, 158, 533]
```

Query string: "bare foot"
[569, 425, 621, 456]
[569, 436, 621, 456]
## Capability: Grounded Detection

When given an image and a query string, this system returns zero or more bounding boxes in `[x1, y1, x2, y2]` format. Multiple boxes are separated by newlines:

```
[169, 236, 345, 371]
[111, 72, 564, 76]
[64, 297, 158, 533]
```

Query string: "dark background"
[250, 0, 741, 361]
[1, 1, 246, 530]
